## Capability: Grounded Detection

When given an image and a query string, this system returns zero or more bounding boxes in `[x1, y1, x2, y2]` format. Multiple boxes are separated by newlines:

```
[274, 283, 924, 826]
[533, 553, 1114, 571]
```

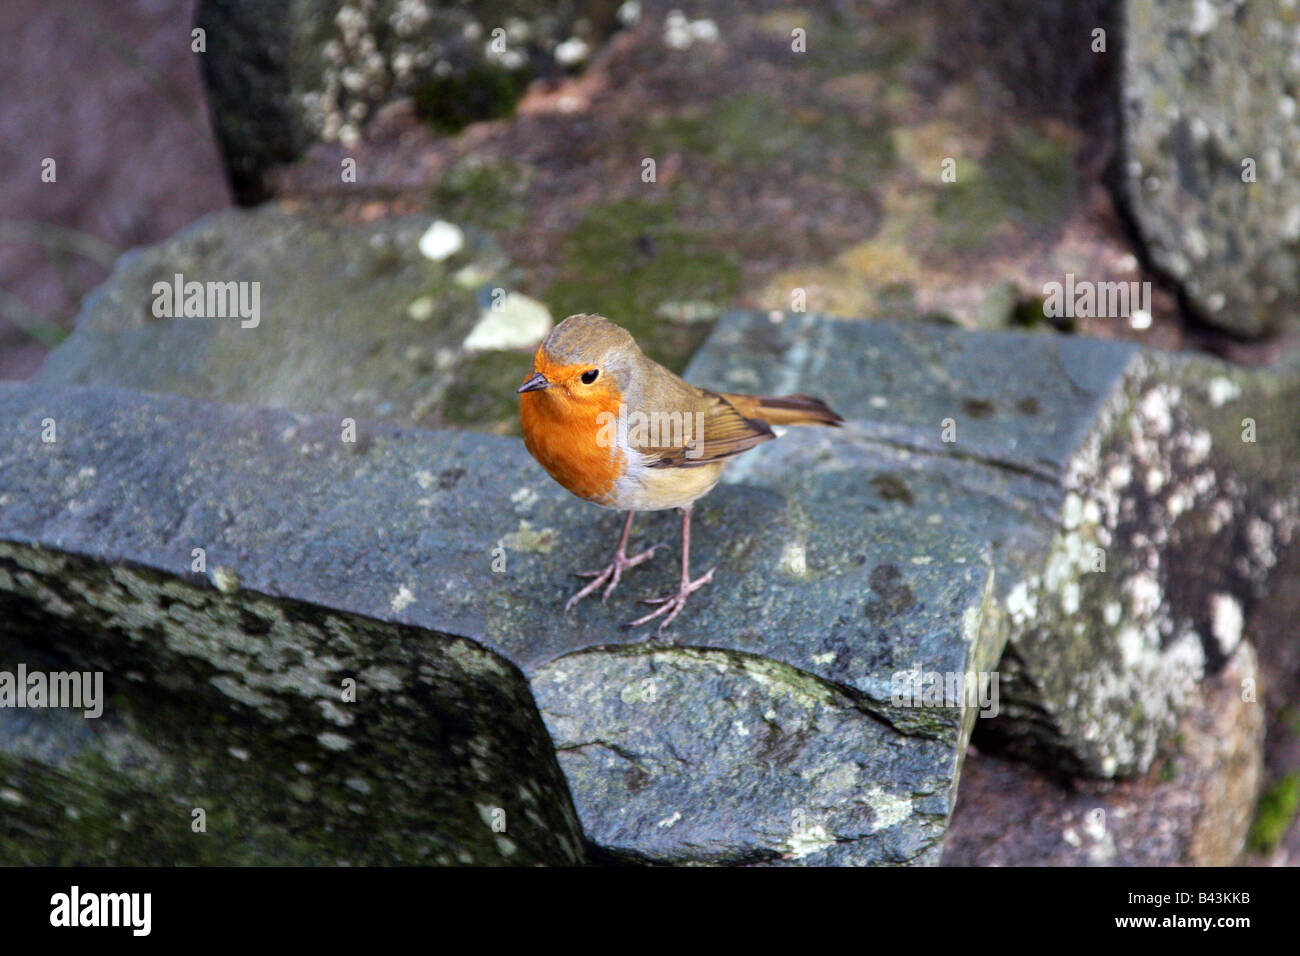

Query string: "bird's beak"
[517, 371, 551, 394]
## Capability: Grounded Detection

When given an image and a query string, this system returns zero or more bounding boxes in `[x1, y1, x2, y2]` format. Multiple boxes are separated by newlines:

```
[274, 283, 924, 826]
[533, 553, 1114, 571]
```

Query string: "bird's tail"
[719, 392, 844, 427]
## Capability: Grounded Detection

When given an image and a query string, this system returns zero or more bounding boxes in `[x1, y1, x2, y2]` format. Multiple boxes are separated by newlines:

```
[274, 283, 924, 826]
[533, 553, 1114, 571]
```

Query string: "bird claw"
[563, 542, 665, 613]
[623, 566, 717, 633]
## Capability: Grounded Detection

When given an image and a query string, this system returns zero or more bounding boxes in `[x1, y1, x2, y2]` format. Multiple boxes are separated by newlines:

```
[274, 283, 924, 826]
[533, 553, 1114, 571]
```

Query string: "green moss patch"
[441, 349, 530, 435]
[933, 128, 1075, 253]
[641, 93, 896, 189]
[432, 159, 532, 234]
[543, 198, 742, 372]
[1247, 771, 1300, 853]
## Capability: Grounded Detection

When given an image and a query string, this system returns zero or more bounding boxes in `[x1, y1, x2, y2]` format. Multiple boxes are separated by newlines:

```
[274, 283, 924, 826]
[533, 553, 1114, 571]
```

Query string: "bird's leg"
[564, 511, 664, 612]
[625, 505, 716, 633]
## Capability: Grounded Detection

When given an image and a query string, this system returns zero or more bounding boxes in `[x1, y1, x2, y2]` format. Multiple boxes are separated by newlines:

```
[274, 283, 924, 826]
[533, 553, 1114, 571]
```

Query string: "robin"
[518, 313, 843, 631]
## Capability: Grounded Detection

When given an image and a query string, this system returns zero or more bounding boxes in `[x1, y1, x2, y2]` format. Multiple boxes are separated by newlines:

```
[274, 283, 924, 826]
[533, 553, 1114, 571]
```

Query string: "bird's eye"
[580, 368, 600, 385]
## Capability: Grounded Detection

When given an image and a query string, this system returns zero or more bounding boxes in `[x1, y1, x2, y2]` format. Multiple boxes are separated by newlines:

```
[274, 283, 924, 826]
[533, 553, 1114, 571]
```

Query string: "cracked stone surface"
[1121, 0, 1300, 338]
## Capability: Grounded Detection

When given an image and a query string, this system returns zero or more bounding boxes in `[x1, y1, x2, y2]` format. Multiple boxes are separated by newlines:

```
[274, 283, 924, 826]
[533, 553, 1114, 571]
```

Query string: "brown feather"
[718, 392, 844, 427]
[638, 390, 775, 468]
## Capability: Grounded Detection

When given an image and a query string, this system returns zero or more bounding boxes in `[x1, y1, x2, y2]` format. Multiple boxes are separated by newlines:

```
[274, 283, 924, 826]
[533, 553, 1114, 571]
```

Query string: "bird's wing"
[636, 388, 775, 469]
[716, 392, 844, 427]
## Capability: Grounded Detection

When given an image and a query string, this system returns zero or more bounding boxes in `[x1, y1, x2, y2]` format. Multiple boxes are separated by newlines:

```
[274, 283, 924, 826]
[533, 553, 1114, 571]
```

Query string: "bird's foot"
[624, 566, 717, 633]
[564, 542, 666, 612]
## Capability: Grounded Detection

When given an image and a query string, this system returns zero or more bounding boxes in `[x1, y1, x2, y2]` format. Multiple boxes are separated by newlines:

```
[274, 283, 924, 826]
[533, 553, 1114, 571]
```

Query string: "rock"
[687, 311, 1300, 778]
[532, 647, 955, 865]
[34, 206, 528, 433]
[418, 220, 465, 262]
[0, 398, 589, 866]
[0, 582, 588, 864]
[979, 347, 1298, 777]
[195, 0, 625, 198]
[943, 641, 1263, 865]
[1121, 0, 1300, 337]
[9, 311, 1297, 863]
[463, 292, 553, 352]
[0, 379, 995, 865]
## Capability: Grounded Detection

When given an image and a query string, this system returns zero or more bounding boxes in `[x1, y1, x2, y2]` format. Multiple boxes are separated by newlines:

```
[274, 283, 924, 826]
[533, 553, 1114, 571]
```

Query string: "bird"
[517, 313, 843, 632]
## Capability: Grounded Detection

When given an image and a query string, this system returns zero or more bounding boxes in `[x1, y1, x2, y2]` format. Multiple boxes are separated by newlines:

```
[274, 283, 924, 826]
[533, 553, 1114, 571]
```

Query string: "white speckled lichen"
[998, 352, 1299, 777]
[296, 1, 598, 146]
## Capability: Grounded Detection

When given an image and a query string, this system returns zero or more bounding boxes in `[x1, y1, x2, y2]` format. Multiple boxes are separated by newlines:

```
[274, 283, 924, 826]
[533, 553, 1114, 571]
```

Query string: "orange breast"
[520, 388, 626, 504]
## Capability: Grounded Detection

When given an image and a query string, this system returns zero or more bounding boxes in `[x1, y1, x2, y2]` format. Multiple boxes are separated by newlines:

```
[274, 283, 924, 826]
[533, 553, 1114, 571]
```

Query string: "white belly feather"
[604, 447, 725, 512]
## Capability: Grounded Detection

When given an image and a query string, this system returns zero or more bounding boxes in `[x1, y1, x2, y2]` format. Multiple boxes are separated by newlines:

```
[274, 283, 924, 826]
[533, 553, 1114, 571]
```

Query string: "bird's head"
[517, 314, 640, 412]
